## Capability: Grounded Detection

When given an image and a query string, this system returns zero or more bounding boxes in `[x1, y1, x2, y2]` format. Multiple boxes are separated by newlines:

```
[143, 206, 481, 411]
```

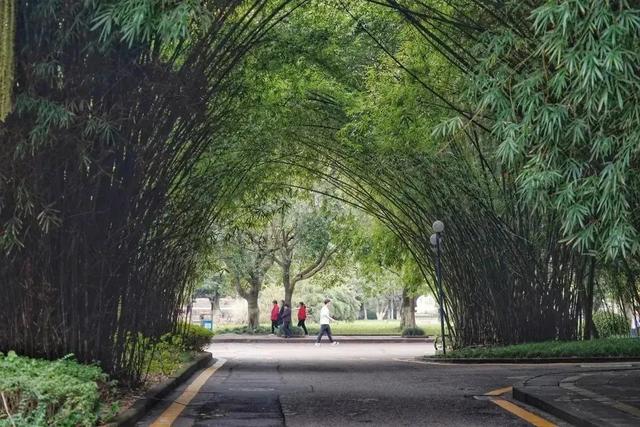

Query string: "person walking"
[270, 300, 280, 334]
[282, 303, 292, 338]
[316, 299, 338, 345]
[277, 299, 285, 327]
[297, 302, 308, 335]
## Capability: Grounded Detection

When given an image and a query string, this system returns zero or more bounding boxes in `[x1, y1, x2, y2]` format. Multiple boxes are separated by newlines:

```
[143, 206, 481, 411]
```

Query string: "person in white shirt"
[315, 299, 338, 345]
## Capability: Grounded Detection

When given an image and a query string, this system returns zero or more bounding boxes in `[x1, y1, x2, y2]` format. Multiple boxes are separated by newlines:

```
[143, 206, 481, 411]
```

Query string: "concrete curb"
[425, 356, 640, 364]
[103, 352, 213, 427]
[512, 385, 600, 427]
[512, 368, 640, 427]
[211, 336, 435, 344]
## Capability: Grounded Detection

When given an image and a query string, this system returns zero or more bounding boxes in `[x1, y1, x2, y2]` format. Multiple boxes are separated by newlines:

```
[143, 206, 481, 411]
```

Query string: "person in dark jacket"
[282, 303, 292, 338]
[277, 299, 285, 326]
[297, 302, 308, 335]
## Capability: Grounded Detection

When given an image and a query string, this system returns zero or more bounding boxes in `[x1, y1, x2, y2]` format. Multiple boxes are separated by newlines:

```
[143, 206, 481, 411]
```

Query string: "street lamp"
[430, 220, 446, 355]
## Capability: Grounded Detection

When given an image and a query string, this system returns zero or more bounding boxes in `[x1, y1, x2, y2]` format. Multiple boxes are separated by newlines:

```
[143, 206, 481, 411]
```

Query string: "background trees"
[223, 228, 275, 329]
[271, 195, 353, 306]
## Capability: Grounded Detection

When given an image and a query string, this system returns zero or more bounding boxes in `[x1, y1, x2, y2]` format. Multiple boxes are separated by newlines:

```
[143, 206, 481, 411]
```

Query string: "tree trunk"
[362, 300, 367, 320]
[210, 302, 215, 324]
[400, 289, 416, 329]
[583, 258, 597, 340]
[284, 281, 294, 307]
[247, 293, 260, 330]
[211, 293, 221, 312]
[376, 298, 387, 320]
[283, 260, 294, 307]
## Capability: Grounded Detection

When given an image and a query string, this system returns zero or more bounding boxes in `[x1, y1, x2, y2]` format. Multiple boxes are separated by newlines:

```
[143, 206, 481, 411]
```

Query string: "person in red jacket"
[297, 302, 308, 335]
[270, 300, 280, 334]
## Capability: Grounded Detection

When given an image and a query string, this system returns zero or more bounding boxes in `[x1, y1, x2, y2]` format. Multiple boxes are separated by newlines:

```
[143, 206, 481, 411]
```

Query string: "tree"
[193, 272, 232, 320]
[271, 198, 339, 306]
[220, 228, 275, 329]
[354, 217, 424, 328]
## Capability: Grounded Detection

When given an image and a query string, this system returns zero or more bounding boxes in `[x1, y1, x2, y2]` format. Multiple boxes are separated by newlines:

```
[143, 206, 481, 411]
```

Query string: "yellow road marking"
[150, 357, 226, 427]
[491, 398, 557, 427]
[485, 386, 513, 396]
[485, 386, 556, 427]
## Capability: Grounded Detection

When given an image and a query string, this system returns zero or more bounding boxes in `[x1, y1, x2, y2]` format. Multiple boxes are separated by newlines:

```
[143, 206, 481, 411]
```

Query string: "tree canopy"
[3, 0, 640, 380]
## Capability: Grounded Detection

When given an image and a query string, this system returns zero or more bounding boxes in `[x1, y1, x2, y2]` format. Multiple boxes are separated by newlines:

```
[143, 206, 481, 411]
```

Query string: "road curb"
[425, 356, 640, 364]
[103, 352, 213, 427]
[512, 385, 599, 427]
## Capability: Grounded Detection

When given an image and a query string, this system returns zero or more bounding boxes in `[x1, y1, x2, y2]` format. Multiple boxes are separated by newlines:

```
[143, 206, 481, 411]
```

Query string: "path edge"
[103, 352, 214, 427]
[512, 385, 600, 427]
[424, 356, 640, 364]
[212, 335, 434, 344]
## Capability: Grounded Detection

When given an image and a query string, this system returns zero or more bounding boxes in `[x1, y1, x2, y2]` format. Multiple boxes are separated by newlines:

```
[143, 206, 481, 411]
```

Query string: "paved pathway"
[514, 365, 640, 426]
[137, 342, 638, 426]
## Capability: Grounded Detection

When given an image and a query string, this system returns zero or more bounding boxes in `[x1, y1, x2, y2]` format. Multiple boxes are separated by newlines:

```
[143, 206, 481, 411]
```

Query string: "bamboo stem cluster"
[0, 0, 15, 121]
[0, 0, 300, 382]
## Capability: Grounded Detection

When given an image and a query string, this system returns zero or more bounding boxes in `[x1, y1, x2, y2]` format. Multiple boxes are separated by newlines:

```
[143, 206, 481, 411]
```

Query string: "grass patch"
[214, 320, 439, 336]
[441, 338, 640, 359]
[308, 320, 438, 336]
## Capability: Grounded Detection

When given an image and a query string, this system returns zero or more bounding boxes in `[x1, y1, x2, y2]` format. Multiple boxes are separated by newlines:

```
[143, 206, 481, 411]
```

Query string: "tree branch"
[293, 245, 337, 284]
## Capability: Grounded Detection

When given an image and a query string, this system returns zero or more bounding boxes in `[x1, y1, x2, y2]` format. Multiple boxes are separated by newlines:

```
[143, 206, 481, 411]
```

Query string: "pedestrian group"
[270, 298, 338, 345]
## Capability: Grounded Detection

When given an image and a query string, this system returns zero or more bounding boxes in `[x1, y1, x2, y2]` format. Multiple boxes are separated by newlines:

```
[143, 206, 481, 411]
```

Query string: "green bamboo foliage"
[0, 0, 15, 121]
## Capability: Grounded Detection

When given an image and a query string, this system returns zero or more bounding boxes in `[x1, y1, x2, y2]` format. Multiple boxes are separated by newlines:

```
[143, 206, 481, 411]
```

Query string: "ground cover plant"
[276, 326, 306, 337]
[0, 352, 116, 426]
[0, 324, 213, 426]
[213, 325, 272, 335]
[439, 338, 640, 359]
[401, 327, 426, 337]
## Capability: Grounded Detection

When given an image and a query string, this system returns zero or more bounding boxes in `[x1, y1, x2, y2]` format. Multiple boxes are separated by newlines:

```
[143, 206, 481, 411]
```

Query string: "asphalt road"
[137, 342, 581, 426]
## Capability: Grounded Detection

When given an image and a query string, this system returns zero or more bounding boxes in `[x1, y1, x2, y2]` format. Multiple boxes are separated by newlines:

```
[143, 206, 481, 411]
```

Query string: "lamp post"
[431, 220, 446, 355]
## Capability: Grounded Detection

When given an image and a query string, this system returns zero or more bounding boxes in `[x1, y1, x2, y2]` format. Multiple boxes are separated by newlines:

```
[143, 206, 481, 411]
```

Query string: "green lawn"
[441, 338, 640, 359]
[214, 320, 440, 336]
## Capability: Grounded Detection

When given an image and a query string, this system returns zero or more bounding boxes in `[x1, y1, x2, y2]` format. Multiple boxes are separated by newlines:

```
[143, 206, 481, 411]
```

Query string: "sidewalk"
[513, 365, 640, 426]
[211, 333, 434, 344]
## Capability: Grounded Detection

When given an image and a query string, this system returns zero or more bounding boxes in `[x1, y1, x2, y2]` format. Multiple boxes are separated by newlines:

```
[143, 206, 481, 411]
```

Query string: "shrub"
[144, 324, 213, 376]
[594, 312, 630, 338]
[221, 325, 271, 335]
[276, 325, 305, 337]
[442, 338, 640, 359]
[182, 324, 214, 351]
[146, 334, 191, 376]
[402, 327, 426, 337]
[0, 352, 116, 426]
